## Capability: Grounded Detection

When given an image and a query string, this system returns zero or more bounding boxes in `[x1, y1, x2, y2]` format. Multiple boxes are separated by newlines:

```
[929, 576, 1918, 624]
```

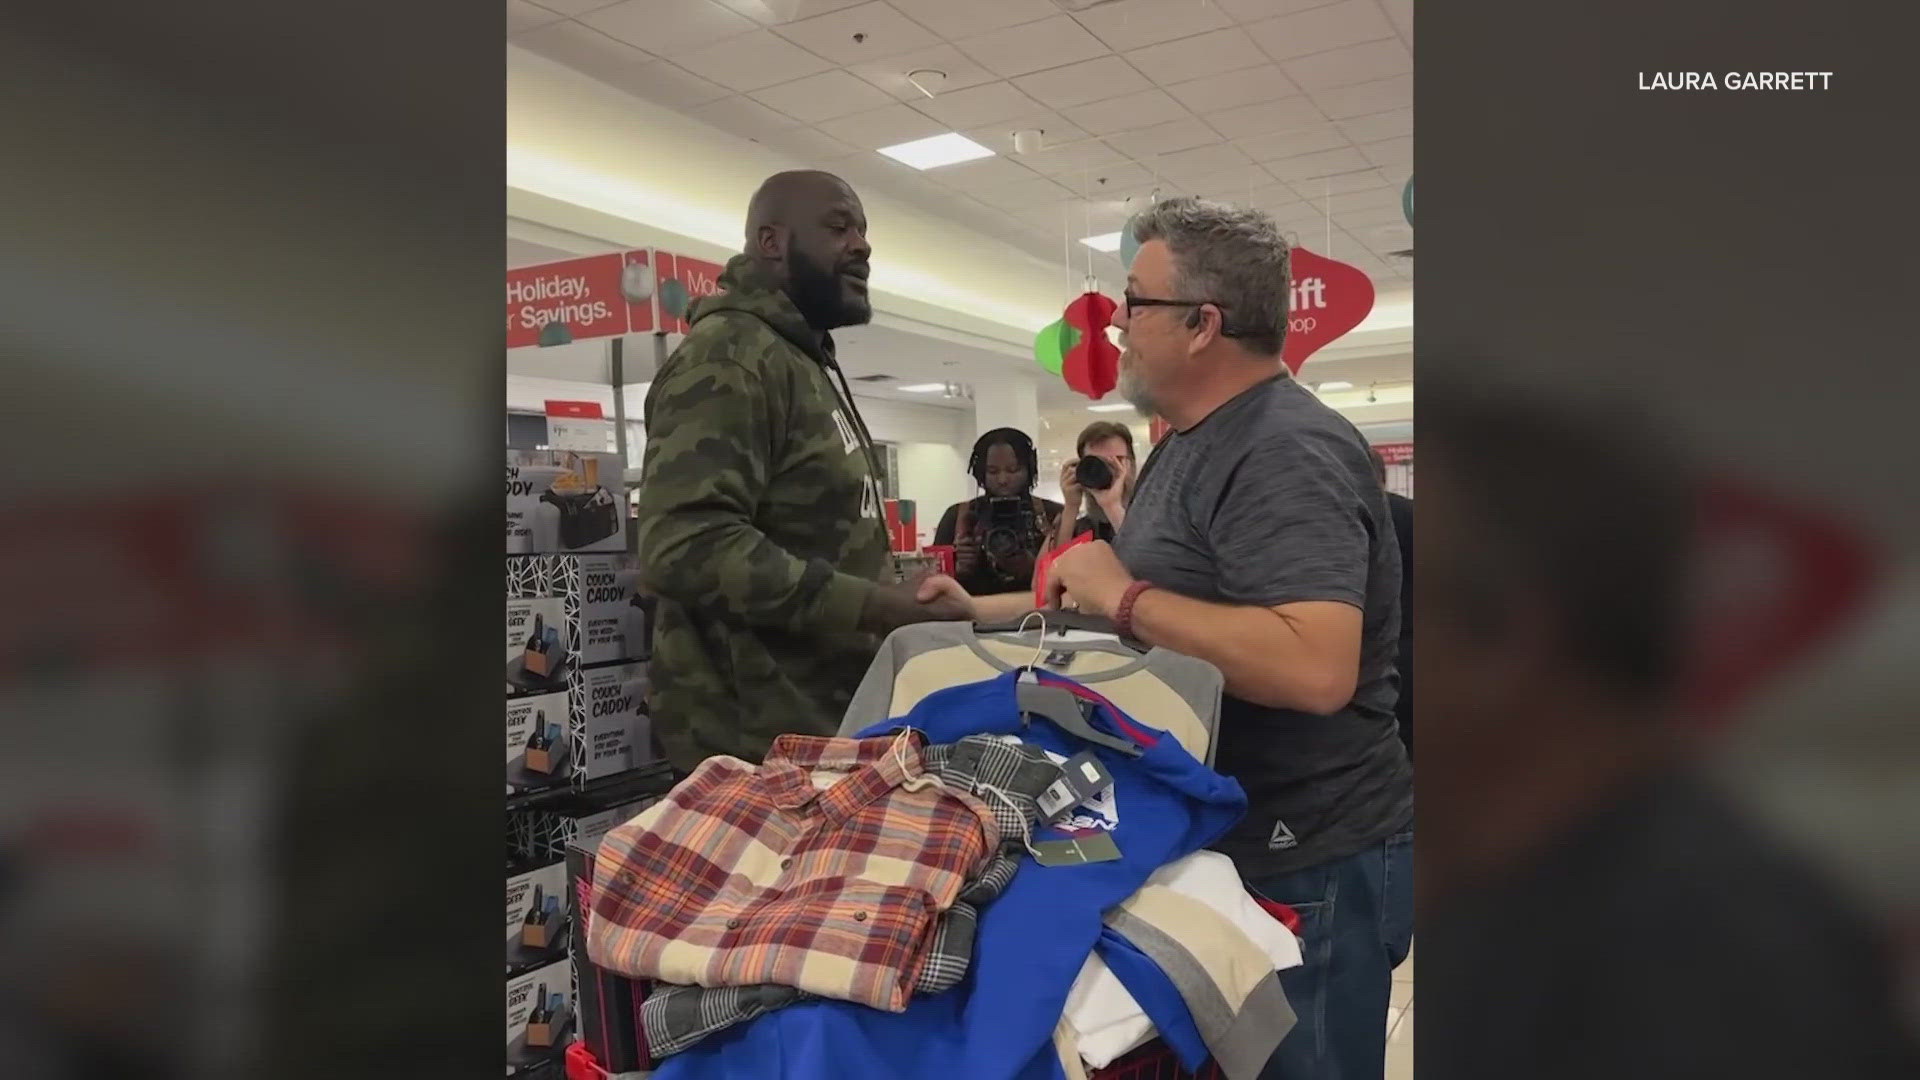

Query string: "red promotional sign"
[1374, 442, 1414, 464]
[622, 249, 657, 335]
[656, 252, 727, 335]
[505, 254, 630, 349]
[1282, 247, 1375, 375]
[543, 400, 604, 419]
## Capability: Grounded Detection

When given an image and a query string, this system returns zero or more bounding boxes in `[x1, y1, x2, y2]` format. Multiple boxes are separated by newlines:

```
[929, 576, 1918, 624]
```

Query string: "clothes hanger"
[974, 610, 1146, 652]
[1010, 612, 1144, 758]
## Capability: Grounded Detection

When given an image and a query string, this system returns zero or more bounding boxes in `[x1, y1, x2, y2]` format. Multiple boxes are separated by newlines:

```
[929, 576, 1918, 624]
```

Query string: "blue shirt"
[654, 669, 1246, 1080]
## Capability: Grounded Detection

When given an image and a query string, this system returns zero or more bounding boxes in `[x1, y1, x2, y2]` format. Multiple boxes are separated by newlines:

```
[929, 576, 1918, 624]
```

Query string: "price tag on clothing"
[1035, 749, 1114, 824]
[1041, 649, 1076, 670]
[1032, 833, 1121, 867]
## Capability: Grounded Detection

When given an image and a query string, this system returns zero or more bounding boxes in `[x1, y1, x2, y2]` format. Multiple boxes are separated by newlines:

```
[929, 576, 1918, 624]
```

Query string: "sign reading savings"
[505, 248, 720, 349]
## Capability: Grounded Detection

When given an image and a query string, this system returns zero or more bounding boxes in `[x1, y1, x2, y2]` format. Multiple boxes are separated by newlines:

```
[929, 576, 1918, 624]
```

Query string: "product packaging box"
[507, 860, 572, 974]
[569, 841, 647, 1074]
[507, 554, 651, 667]
[508, 665, 655, 795]
[507, 597, 571, 691]
[573, 796, 658, 851]
[508, 449, 628, 554]
[507, 691, 572, 794]
[507, 957, 575, 1076]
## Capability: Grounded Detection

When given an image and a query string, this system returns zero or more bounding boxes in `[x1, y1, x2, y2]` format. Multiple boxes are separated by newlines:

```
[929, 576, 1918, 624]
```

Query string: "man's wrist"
[1114, 580, 1157, 637]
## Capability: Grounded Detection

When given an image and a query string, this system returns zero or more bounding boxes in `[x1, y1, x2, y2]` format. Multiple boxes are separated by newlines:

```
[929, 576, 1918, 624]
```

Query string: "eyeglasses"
[1121, 294, 1274, 340]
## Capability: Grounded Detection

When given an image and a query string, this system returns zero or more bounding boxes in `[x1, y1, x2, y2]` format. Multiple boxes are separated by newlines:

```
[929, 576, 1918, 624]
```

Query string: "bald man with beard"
[633, 171, 970, 772]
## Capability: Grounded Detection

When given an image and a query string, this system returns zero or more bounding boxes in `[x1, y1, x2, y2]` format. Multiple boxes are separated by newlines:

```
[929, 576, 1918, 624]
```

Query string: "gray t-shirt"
[1114, 374, 1411, 876]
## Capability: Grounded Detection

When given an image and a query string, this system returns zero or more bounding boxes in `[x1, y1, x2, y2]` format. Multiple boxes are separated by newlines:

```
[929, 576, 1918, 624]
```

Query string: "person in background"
[633, 170, 969, 775]
[1054, 420, 1138, 547]
[1416, 374, 1920, 1079]
[926, 196, 1411, 1080]
[1373, 446, 1415, 762]
[932, 427, 1064, 598]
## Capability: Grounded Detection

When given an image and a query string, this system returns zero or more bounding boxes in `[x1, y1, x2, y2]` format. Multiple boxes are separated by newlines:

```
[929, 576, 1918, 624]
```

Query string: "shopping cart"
[564, 1036, 1223, 1080]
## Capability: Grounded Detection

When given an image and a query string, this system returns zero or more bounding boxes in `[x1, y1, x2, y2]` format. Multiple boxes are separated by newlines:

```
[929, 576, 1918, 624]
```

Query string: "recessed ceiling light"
[1087, 403, 1132, 413]
[1316, 380, 1354, 393]
[898, 383, 946, 393]
[878, 133, 994, 170]
[1079, 232, 1123, 253]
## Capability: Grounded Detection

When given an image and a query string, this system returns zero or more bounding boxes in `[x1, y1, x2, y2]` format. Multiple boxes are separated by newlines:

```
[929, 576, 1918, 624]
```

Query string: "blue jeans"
[1245, 829, 1414, 1080]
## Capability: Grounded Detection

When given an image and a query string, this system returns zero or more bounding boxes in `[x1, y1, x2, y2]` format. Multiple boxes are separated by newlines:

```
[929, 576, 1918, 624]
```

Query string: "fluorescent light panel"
[898, 383, 946, 393]
[1079, 231, 1123, 253]
[1316, 380, 1353, 392]
[878, 133, 994, 170]
[1087, 403, 1132, 413]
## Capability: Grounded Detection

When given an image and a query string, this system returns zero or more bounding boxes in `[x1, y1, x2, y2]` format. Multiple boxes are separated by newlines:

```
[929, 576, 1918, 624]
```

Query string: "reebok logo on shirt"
[1267, 819, 1299, 851]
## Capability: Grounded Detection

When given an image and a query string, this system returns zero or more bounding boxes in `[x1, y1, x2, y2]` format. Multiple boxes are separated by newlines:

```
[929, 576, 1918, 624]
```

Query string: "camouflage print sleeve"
[633, 338, 875, 635]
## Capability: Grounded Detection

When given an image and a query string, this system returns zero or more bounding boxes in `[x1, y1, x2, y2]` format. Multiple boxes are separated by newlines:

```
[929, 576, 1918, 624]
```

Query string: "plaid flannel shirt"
[640, 736, 1062, 1059]
[589, 731, 999, 1013]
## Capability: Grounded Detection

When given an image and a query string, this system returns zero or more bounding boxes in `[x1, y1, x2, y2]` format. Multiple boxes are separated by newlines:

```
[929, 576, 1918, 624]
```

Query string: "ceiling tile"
[1334, 107, 1412, 143]
[750, 70, 894, 121]
[1072, 0, 1235, 52]
[1013, 56, 1153, 111]
[579, 0, 759, 54]
[1106, 119, 1223, 160]
[1303, 178, 1397, 206]
[514, 22, 732, 106]
[911, 81, 1047, 129]
[1246, 0, 1396, 62]
[1184, 164, 1286, 204]
[887, 0, 1058, 39]
[1381, 0, 1413, 43]
[1205, 95, 1329, 138]
[849, 44, 1000, 101]
[1357, 136, 1412, 168]
[976, 176, 1079, 210]
[1153, 141, 1254, 182]
[925, 155, 1048, 193]
[1280, 38, 1410, 90]
[1164, 64, 1300, 113]
[755, 125, 862, 161]
[1075, 162, 1157, 191]
[1212, 0, 1348, 19]
[688, 94, 807, 138]
[1063, 88, 1189, 137]
[956, 15, 1112, 79]
[1014, 139, 1130, 176]
[676, 29, 835, 91]
[774, 2, 942, 63]
[713, 0, 867, 24]
[1236, 125, 1350, 162]
[1335, 206, 1410, 229]
[964, 112, 1091, 154]
[1245, 182, 1307, 215]
[816, 101, 950, 148]
[1262, 146, 1371, 181]
[531, 0, 628, 14]
[1308, 74, 1410, 118]
[508, 0, 564, 36]
[1124, 29, 1266, 85]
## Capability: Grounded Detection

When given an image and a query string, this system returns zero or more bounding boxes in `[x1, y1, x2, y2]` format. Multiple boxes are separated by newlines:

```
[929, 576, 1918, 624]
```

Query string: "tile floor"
[1385, 944, 1414, 1080]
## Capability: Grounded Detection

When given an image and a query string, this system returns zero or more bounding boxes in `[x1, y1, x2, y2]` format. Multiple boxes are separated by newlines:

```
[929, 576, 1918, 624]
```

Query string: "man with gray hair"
[947, 196, 1412, 1078]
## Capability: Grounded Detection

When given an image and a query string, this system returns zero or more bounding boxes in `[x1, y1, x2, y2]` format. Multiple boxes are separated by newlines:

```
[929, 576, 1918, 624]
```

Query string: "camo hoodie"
[634, 254, 893, 773]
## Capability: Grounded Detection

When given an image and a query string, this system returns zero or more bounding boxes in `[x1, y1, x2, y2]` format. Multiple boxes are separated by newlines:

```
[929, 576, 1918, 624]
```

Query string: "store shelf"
[507, 763, 675, 815]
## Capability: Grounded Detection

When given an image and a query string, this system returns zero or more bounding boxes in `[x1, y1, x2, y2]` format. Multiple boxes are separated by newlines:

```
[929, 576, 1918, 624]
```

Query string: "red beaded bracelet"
[1115, 580, 1158, 639]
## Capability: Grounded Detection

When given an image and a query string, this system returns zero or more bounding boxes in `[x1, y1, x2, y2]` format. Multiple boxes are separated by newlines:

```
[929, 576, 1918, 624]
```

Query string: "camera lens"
[1075, 456, 1114, 491]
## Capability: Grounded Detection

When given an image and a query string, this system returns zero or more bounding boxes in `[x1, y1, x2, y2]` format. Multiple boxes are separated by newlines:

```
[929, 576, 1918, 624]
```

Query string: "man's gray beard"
[1117, 355, 1156, 418]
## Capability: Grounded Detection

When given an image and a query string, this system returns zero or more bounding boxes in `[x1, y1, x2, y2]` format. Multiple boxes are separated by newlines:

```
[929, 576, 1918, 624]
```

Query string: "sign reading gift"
[1282, 247, 1375, 375]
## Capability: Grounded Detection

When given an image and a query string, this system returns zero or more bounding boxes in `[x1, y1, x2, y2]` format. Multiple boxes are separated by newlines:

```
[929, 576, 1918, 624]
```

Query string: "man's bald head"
[743, 170, 872, 332]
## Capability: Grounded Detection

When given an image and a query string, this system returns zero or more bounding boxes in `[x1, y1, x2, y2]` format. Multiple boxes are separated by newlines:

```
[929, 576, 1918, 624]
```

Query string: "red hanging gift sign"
[1061, 291, 1120, 400]
[1282, 247, 1375, 375]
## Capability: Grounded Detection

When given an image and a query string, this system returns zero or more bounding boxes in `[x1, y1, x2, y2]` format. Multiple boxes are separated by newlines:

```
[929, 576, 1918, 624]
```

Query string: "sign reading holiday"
[1282, 247, 1376, 375]
[506, 254, 632, 349]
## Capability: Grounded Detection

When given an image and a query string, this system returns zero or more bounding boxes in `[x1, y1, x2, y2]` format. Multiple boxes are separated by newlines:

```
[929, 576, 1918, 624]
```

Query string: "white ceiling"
[507, 0, 1413, 285]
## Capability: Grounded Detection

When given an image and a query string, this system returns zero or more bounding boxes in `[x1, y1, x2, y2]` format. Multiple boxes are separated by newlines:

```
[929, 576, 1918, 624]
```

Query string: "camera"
[1075, 455, 1115, 492]
[982, 496, 1036, 566]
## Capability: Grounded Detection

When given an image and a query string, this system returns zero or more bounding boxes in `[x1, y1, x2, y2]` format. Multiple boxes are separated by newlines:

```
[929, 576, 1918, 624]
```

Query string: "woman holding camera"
[1053, 420, 1137, 549]
[931, 428, 1064, 597]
